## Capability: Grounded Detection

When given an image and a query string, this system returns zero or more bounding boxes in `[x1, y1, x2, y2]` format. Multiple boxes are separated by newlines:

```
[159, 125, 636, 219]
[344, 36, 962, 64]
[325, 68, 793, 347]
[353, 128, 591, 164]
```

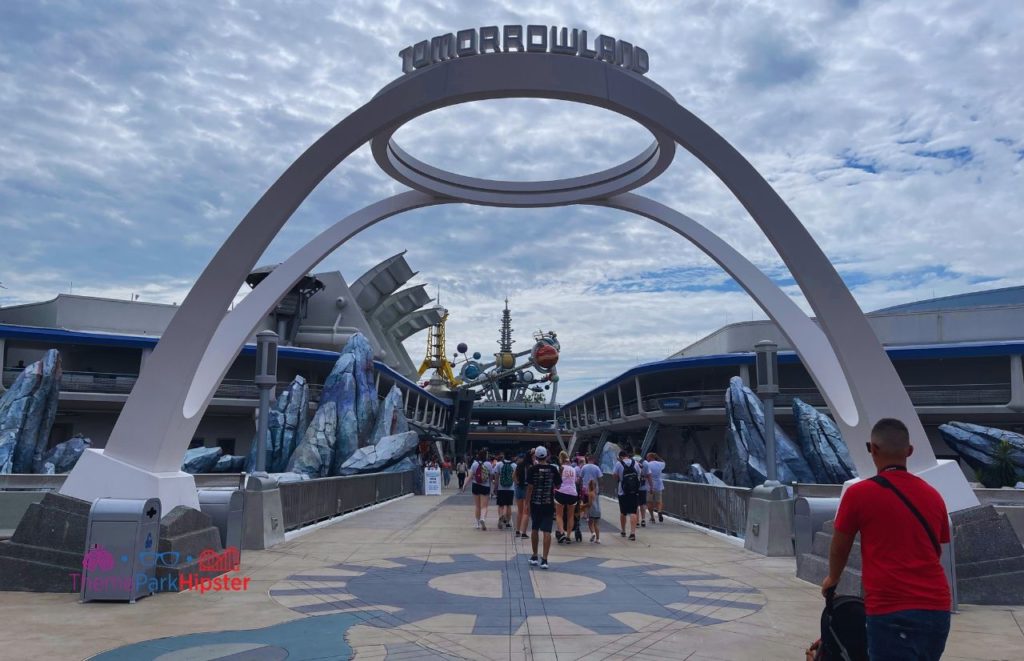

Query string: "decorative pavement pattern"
[90, 612, 361, 660]
[269, 553, 767, 636]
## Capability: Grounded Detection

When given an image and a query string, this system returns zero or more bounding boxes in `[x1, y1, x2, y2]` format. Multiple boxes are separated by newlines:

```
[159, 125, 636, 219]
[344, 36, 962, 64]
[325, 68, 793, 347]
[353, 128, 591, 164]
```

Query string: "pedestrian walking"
[822, 418, 952, 661]
[442, 457, 452, 488]
[456, 459, 467, 491]
[646, 452, 666, 523]
[468, 450, 492, 529]
[514, 450, 533, 538]
[495, 452, 516, 530]
[578, 454, 603, 542]
[634, 452, 651, 527]
[585, 473, 601, 543]
[553, 450, 578, 544]
[613, 448, 641, 541]
[526, 445, 562, 570]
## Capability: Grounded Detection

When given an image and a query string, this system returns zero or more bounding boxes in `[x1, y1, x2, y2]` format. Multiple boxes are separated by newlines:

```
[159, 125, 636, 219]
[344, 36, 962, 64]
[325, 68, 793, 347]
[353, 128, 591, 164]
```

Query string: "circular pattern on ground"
[270, 553, 766, 636]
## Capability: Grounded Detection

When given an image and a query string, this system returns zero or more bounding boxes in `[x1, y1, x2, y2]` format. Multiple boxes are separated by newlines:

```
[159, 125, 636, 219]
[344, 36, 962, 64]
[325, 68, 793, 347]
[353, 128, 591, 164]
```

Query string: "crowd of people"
[454, 444, 668, 569]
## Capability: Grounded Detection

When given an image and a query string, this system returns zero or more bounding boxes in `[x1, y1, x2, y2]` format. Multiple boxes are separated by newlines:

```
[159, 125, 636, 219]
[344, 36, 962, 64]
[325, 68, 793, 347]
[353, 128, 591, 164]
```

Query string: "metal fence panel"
[279, 470, 416, 531]
[598, 474, 749, 537]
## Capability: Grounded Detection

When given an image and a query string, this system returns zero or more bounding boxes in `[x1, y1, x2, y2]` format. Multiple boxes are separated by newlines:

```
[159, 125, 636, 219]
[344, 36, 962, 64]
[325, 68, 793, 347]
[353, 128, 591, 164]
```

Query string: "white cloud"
[1, 0, 1022, 401]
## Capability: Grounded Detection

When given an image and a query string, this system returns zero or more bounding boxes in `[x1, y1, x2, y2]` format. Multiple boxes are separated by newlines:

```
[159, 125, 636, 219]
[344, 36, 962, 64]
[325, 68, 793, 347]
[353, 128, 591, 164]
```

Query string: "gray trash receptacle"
[198, 489, 244, 550]
[793, 497, 840, 557]
[81, 497, 161, 603]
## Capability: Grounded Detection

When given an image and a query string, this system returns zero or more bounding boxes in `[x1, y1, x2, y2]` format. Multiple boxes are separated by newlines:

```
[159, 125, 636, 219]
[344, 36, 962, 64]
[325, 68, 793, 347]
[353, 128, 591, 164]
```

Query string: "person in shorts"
[526, 445, 562, 569]
[578, 454, 603, 543]
[467, 450, 492, 530]
[513, 450, 533, 538]
[553, 450, 579, 544]
[456, 459, 467, 491]
[494, 452, 516, 530]
[646, 452, 666, 523]
[634, 452, 651, 527]
[613, 449, 641, 540]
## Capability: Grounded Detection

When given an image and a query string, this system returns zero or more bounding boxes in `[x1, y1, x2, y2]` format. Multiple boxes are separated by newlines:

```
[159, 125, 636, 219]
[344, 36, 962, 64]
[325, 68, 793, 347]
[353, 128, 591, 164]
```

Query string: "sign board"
[424, 468, 442, 495]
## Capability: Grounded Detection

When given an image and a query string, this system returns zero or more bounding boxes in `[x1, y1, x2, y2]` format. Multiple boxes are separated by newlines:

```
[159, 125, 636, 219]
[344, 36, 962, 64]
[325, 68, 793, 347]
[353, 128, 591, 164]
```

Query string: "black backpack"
[620, 460, 640, 495]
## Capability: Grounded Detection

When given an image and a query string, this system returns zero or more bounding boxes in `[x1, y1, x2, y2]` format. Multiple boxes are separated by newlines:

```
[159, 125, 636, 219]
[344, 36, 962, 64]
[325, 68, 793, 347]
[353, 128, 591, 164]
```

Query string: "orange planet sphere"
[533, 343, 559, 369]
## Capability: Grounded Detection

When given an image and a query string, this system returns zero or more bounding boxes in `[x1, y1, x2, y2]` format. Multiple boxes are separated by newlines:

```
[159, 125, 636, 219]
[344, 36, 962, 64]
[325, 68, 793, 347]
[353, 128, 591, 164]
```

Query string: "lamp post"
[254, 330, 279, 475]
[755, 340, 779, 485]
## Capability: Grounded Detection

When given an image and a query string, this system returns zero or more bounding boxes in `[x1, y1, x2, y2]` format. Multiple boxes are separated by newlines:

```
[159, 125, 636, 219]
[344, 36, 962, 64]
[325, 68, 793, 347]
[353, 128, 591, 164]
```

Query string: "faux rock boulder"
[213, 454, 247, 473]
[599, 442, 622, 474]
[939, 422, 1024, 488]
[182, 446, 223, 474]
[723, 376, 815, 487]
[39, 434, 91, 473]
[684, 463, 727, 486]
[792, 398, 857, 484]
[246, 375, 310, 473]
[343, 334, 380, 446]
[369, 385, 409, 444]
[287, 401, 338, 478]
[0, 349, 62, 474]
[382, 456, 420, 473]
[337, 431, 419, 475]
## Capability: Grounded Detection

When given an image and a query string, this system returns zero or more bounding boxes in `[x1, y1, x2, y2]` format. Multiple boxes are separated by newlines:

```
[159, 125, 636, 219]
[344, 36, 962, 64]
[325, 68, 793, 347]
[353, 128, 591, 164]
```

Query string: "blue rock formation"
[246, 375, 311, 473]
[684, 463, 727, 486]
[369, 386, 408, 444]
[39, 434, 91, 473]
[0, 350, 62, 474]
[381, 455, 420, 473]
[723, 376, 816, 487]
[792, 398, 857, 484]
[287, 401, 338, 477]
[338, 431, 419, 475]
[343, 334, 379, 447]
[182, 446, 223, 474]
[599, 442, 622, 474]
[939, 422, 1024, 488]
[213, 454, 247, 473]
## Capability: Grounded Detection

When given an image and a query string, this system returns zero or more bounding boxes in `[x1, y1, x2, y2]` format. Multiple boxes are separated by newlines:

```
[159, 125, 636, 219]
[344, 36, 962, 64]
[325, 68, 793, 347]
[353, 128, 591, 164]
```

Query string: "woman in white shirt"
[553, 450, 578, 544]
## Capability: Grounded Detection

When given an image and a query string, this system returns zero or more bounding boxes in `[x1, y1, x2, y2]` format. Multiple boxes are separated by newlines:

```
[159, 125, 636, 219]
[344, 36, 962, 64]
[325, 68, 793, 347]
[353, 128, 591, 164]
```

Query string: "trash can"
[198, 489, 245, 550]
[81, 497, 161, 603]
[793, 497, 839, 557]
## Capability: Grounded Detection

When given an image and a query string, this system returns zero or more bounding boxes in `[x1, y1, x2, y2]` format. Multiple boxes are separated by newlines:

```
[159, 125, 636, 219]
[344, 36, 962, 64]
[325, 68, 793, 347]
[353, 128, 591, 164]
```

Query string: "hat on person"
[535, 446, 548, 459]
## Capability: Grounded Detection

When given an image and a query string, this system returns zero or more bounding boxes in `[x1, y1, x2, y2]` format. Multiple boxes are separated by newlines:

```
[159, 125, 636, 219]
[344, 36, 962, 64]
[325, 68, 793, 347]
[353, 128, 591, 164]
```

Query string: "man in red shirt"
[823, 418, 951, 660]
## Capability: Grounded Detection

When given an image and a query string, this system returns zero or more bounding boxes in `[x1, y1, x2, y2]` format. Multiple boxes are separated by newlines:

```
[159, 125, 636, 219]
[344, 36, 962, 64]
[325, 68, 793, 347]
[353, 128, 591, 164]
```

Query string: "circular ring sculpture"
[372, 129, 674, 207]
[60, 50, 977, 512]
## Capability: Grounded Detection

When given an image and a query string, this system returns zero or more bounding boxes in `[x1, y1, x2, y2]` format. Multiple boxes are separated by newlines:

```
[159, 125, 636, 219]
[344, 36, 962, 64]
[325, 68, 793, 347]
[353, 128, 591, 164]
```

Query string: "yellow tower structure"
[418, 309, 459, 388]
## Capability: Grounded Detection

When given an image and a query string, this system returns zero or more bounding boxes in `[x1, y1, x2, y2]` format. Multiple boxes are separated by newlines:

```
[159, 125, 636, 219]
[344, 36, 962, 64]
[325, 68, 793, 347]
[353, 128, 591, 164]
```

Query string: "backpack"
[620, 460, 640, 495]
[499, 460, 515, 488]
[475, 461, 489, 484]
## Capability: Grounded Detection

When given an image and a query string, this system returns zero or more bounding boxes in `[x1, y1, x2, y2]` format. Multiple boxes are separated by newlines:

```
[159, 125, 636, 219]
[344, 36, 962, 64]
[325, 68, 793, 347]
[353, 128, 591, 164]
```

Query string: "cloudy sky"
[1, 0, 1022, 401]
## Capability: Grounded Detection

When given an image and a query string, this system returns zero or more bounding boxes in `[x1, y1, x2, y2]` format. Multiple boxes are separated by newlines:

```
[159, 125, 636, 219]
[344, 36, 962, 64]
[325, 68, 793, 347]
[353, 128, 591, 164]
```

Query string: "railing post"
[1010, 355, 1024, 412]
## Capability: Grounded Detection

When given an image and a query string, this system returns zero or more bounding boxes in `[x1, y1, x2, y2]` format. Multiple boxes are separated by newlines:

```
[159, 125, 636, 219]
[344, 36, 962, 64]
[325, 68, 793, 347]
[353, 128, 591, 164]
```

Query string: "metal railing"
[278, 470, 416, 531]
[0, 473, 250, 491]
[1, 368, 324, 402]
[600, 474, 750, 537]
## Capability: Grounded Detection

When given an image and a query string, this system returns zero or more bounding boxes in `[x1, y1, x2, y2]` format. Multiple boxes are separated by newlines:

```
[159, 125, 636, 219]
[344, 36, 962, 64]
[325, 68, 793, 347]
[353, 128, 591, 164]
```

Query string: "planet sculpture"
[532, 342, 559, 371]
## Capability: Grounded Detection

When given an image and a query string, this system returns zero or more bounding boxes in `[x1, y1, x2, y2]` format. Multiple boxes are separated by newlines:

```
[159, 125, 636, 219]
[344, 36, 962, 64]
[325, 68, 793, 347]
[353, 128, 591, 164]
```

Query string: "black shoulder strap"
[870, 475, 941, 557]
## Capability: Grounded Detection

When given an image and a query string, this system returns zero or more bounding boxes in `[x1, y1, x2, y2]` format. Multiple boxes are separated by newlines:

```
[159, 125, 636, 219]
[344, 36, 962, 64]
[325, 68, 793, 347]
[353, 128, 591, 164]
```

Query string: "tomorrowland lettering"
[399, 25, 649, 75]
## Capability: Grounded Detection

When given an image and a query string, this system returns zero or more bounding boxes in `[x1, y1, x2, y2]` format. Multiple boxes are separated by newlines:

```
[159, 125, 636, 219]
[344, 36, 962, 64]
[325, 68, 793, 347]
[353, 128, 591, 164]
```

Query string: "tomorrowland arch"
[61, 33, 977, 512]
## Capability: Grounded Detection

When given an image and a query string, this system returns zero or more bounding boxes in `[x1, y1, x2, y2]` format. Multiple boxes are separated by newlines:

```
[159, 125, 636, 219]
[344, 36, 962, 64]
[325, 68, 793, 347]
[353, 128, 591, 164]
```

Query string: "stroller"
[808, 588, 867, 661]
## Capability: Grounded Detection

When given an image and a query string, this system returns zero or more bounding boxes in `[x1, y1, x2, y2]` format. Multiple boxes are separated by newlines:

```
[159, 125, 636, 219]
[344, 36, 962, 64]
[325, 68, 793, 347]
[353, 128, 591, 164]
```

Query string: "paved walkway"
[2, 490, 1023, 660]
